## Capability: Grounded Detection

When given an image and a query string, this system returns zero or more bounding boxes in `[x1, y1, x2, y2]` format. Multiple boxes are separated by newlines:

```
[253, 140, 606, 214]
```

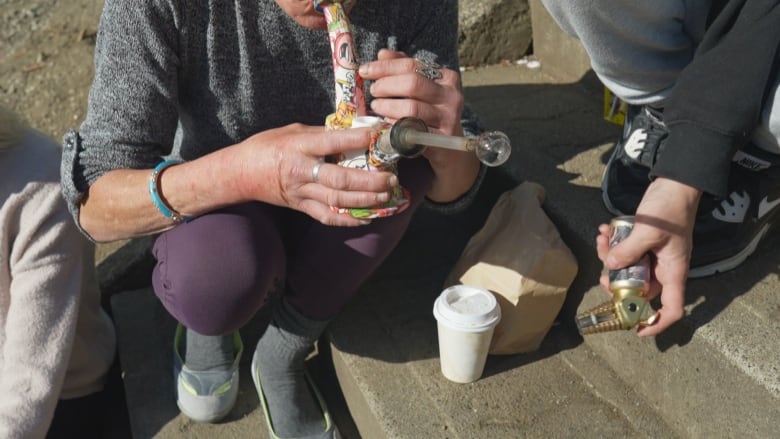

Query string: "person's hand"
[230, 123, 399, 226]
[358, 49, 480, 202]
[596, 178, 702, 336]
[359, 49, 464, 135]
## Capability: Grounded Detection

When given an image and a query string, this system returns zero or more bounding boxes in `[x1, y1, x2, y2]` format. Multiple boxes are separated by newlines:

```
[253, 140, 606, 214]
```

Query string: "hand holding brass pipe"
[576, 216, 658, 335]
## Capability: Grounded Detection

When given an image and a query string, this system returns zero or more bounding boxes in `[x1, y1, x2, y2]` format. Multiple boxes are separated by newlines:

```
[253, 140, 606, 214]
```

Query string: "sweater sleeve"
[651, 0, 780, 196]
[61, 0, 182, 230]
[0, 182, 83, 439]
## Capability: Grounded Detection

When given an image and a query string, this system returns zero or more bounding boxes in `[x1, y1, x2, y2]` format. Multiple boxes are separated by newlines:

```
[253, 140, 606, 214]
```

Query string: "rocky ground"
[2, 0, 102, 139]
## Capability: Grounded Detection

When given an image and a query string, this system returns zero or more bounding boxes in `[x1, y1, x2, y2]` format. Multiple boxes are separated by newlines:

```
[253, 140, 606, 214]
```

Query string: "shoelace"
[632, 108, 668, 168]
[714, 190, 750, 218]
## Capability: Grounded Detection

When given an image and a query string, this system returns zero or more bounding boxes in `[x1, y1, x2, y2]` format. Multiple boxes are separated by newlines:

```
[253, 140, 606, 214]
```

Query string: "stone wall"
[458, 0, 532, 66]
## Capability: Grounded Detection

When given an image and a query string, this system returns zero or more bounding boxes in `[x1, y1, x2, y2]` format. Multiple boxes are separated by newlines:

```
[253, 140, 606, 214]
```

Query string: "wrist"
[639, 178, 703, 229]
[425, 153, 480, 203]
[423, 162, 486, 214]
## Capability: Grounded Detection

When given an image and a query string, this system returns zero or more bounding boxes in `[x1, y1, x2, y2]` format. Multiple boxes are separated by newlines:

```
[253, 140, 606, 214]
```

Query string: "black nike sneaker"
[601, 105, 780, 277]
[688, 145, 780, 278]
[601, 105, 668, 215]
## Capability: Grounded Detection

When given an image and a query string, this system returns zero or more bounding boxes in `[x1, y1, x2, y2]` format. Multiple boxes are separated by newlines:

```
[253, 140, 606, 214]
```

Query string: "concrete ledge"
[97, 236, 156, 296]
[578, 282, 780, 437]
[329, 62, 780, 437]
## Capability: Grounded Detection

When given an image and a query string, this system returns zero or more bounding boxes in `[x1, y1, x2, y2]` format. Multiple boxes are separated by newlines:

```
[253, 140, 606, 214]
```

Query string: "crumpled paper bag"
[445, 181, 578, 354]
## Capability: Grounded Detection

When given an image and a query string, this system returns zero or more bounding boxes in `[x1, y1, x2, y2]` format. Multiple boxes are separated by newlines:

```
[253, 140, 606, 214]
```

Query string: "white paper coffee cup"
[433, 285, 501, 383]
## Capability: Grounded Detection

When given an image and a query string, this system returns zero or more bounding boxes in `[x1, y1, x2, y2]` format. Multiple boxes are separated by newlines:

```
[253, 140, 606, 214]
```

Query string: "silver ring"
[312, 160, 324, 183]
[414, 59, 443, 81]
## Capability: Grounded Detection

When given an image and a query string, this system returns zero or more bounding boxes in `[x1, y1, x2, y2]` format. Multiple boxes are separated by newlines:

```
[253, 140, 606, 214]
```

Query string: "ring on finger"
[414, 58, 443, 81]
[312, 159, 324, 183]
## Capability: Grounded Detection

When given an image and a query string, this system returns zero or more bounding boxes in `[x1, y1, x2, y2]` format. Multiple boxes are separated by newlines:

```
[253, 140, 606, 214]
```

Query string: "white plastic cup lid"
[433, 284, 501, 332]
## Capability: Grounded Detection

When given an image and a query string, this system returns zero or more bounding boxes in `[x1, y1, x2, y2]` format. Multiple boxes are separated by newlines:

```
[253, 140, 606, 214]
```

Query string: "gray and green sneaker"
[173, 324, 243, 423]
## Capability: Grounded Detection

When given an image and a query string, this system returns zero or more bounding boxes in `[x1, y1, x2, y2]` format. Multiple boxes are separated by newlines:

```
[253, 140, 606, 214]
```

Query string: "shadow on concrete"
[654, 231, 780, 352]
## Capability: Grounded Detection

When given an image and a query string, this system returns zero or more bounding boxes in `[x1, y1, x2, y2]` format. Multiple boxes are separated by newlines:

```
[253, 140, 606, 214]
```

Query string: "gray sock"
[255, 300, 330, 437]
[185, 328, 234, 371]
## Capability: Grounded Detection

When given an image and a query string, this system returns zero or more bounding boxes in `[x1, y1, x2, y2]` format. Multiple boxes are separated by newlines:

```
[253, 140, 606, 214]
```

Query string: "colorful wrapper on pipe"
[323, 3, 366, 130]
[318, 0, 410, 218]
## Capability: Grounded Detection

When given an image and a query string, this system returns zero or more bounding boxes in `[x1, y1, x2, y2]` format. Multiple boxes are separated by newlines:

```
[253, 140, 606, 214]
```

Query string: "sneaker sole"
[688, 224, 769, 278]
[177, 397, 234, 424]
[173, 326, 243, 424]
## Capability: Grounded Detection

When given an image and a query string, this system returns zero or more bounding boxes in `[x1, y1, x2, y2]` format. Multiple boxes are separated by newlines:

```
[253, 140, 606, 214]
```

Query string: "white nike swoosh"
[758, 196, 780, 219]
[623, 130, 647, 160]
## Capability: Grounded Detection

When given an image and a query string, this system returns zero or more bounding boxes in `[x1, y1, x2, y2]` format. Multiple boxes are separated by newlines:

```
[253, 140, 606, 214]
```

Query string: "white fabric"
[0, 130, 115, 438]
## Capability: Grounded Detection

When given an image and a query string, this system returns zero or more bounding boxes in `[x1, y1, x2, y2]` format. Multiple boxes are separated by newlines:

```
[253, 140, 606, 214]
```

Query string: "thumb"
[606, 233, 651, 270]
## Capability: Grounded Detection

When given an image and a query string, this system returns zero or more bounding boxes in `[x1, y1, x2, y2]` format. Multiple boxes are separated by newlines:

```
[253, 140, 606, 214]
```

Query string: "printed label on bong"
[323, 3, 365, 130]
[319, 1, 409, 218]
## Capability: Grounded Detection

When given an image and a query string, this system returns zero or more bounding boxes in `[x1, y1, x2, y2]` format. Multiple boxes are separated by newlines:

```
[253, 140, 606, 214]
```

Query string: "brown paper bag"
[445, 182, 578, 355]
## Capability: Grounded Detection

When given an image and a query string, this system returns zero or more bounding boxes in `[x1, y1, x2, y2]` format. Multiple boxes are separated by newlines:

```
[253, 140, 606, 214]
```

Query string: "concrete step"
[527, 3, 780, 435]
[325, 6, 780, 436]
[328, 60, 780, 438]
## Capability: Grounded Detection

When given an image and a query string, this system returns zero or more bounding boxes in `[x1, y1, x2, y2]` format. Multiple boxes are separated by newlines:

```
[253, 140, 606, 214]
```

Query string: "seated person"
[62, 0, 482, 436]
[542, 0, 780, 335]
[0, 105, 116, 438]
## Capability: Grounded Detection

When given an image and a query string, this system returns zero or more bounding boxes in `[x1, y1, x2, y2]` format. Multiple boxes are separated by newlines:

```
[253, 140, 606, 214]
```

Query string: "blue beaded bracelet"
[148, 159, 190, 223]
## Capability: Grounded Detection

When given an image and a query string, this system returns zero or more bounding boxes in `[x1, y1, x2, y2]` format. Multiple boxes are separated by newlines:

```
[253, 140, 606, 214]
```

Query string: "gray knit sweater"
[62, 0, 483, 226]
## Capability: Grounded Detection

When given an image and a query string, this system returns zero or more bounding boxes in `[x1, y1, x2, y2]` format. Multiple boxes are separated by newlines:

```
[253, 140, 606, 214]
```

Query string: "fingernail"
[388, 175, 399, 186]
[376, 192, 389, 203]
[359, 219, 372, 226]
[358, 65, 368, 75]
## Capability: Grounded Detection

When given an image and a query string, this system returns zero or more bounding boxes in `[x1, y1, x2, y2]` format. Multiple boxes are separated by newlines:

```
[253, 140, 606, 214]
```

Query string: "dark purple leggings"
[152, 158, 433, 335]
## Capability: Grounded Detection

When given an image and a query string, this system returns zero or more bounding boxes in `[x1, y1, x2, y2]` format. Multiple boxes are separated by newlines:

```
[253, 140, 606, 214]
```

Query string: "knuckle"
[329, 171, 349, 190]
[413, 74, 429, 90]
[403, 101, 421, 118]
[443, 69, 459, 85]
[326, 192, 340, 206]
[309, 207, 332, 225]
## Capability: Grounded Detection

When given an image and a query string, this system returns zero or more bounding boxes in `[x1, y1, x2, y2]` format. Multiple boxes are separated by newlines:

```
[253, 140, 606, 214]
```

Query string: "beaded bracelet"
[148, 159, 190, 223]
